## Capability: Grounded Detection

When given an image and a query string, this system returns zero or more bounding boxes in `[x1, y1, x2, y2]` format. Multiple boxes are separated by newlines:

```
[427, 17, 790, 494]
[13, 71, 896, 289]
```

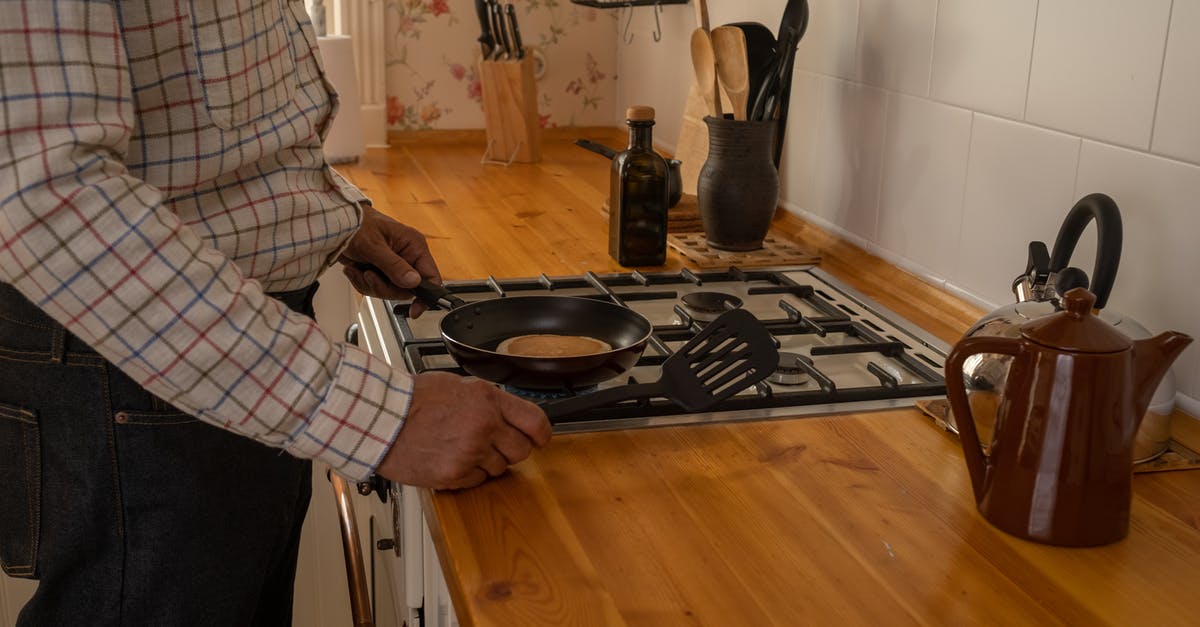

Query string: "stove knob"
[356, 475, 391, 503]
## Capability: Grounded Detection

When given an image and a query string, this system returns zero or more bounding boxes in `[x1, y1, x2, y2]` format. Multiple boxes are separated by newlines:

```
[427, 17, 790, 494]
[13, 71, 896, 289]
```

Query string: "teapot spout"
[1132, 332, 1193, 420]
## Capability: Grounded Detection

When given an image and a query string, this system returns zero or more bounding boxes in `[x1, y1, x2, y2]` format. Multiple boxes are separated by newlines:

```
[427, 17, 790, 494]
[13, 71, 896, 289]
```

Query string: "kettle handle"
[944, 336, 1024, 499]
[1048, 193, 1122, 309]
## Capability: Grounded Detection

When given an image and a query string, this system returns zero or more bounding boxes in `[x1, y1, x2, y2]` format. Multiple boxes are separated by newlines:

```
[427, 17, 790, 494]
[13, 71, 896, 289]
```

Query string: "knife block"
[479, 52, 542, 164]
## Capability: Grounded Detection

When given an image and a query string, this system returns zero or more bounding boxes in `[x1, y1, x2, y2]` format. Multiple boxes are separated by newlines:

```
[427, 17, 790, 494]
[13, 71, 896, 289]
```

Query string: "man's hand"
[340, 204, 441, 317]
[374, 372, 553, 490]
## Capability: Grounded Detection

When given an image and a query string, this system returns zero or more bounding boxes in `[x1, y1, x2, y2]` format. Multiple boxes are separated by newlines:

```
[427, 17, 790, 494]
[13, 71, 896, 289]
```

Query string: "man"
[0, 1, 551, 624]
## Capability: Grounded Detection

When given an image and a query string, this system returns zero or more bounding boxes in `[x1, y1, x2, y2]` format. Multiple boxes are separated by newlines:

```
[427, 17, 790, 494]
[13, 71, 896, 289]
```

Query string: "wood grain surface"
[339, 132, 1200, 627]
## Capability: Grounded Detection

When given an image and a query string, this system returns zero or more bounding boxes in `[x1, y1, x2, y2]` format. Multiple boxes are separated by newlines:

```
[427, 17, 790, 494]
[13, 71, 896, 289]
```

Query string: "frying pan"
[412, 282, 653, 390]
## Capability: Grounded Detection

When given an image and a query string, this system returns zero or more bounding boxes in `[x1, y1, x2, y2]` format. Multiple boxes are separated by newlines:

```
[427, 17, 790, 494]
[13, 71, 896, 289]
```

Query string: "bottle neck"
[627, 121, 654, 150]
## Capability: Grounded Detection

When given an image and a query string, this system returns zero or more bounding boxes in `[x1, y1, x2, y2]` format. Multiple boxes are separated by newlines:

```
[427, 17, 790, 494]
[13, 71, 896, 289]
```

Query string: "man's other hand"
[339, 204, 441, 317]
[374, 372, 553, 490]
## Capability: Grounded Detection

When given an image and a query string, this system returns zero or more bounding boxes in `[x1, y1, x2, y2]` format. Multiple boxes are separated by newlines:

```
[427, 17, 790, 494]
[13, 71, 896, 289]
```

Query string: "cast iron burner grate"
[375, 267, 950, 433]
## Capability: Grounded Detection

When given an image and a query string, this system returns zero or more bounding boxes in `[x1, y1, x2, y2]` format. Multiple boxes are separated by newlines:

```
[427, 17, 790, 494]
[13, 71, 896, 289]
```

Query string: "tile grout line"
[1022, 0, 1041, 120]
[1147, 0, 1176, 150]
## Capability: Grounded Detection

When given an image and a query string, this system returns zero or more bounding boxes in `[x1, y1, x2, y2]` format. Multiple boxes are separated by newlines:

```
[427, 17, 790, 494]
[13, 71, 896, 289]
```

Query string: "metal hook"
[652, 1, 662, 42]
[622, 4, 635, 45]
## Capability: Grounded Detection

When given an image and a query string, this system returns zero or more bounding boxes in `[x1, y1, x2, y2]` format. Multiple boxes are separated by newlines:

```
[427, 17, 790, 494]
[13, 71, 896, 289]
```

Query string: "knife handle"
[490, 1, 510, 60]
[505, 3, 525, 60]
[474, 0, 493, 56]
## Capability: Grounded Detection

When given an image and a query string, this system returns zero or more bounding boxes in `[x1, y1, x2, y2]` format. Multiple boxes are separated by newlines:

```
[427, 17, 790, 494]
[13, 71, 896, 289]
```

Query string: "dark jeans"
[0, 282, 317, 626]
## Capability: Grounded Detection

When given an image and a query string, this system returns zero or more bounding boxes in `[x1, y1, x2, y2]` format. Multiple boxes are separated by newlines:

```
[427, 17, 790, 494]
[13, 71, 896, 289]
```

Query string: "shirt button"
[114, 411, 129, 424]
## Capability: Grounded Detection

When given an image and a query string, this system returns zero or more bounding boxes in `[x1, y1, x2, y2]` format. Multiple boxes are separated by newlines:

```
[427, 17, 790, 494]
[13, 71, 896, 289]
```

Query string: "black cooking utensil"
[726, 22, 777, 114]
[542, 308, 780, 421]
[751, 25, 801, 123]
[770, 0, 810, 165]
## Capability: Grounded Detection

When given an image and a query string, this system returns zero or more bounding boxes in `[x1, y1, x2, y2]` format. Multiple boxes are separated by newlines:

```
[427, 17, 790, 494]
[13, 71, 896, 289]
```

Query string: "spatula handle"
[541, 382, 664, 422]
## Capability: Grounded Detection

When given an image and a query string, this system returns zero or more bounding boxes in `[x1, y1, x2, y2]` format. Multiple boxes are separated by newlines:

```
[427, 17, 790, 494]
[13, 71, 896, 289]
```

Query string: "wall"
[383, 0, 619, 130]
[618, 0, 1200, 416]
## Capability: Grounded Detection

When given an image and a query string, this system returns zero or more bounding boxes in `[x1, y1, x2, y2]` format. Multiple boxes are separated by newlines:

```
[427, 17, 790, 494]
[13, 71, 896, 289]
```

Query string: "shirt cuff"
[328, 165, 371, 206]
[285, 343, 413, 481]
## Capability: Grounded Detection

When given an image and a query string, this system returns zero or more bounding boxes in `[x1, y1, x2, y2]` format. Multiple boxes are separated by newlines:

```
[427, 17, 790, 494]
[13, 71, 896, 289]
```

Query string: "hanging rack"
[573, 0, 681, 44]
[569, 0, 686, 7]
[622, 5, 635, 44]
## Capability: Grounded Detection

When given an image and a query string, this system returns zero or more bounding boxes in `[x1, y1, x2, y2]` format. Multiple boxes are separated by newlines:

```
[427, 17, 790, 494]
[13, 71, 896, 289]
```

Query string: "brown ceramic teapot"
[944, 288, 1192, 546]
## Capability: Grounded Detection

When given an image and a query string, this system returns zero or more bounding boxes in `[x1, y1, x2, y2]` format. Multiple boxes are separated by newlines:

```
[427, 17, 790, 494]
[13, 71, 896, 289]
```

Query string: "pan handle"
[411, 280, 467, 311]
[574, 138, 619, 160]
[541, 381, 664, 422]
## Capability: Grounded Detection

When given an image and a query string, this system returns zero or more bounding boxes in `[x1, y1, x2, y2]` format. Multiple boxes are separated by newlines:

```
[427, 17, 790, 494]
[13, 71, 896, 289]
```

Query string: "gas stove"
[355, 266, 950, 432]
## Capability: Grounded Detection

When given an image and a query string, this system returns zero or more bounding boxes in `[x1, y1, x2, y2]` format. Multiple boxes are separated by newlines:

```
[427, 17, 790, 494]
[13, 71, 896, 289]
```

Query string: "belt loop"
[50, 323, 66, 363]
[303, 281, 320, 318]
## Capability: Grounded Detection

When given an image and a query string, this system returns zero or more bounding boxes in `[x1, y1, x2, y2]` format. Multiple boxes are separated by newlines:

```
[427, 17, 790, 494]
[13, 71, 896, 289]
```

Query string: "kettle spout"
[1132, 332, 1193, 420]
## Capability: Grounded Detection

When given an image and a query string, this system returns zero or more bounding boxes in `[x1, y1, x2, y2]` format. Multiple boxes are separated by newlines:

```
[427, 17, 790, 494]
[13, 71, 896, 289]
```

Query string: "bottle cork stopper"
[626, 106, 655, 121]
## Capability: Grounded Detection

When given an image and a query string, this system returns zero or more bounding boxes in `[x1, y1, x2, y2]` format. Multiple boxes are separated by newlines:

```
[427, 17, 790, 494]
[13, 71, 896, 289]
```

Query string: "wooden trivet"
[914, 398, 1200, 473]
[667, 232, 821, 269]
[601, 194, 702, 234]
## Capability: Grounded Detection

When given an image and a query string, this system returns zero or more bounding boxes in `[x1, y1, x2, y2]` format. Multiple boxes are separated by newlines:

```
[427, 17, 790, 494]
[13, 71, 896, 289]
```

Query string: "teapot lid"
[1020, 288, 1132, 353]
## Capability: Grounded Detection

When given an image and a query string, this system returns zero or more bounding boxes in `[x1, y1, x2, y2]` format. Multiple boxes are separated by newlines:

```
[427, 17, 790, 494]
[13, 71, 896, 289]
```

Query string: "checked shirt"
[0, 0, 411, 480]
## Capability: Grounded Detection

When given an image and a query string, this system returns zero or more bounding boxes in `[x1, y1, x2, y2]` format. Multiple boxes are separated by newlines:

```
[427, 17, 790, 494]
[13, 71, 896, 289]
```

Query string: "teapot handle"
[944, 336, 1023, 499]
[1048, 192, 1122, 309]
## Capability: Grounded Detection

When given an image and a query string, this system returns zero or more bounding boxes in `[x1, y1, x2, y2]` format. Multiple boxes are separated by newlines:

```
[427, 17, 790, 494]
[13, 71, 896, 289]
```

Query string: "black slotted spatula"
[542, 308, 779, 422]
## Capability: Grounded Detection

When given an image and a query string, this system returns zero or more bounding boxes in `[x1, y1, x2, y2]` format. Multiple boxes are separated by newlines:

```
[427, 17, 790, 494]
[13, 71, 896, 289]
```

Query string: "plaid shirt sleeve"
[0, 0, 411, 481]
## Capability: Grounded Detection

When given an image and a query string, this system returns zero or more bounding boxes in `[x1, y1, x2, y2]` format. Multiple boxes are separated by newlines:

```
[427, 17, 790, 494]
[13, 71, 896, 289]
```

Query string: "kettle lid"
[1020, 288, 1132, 353]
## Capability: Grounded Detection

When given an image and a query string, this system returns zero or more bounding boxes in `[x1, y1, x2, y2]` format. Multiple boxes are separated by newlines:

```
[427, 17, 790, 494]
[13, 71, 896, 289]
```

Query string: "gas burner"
[771, 352, 812, 386]
[680, 291, 744, 322]
[502, 385, 597, 401]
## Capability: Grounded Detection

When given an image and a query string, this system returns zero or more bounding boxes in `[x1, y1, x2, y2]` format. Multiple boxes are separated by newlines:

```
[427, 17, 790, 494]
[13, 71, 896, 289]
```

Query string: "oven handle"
[328, 467, 375, 627]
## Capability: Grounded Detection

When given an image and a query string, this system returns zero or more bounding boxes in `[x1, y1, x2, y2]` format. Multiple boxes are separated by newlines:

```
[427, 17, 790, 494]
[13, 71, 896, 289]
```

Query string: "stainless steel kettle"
[958, 193, 1178, 462]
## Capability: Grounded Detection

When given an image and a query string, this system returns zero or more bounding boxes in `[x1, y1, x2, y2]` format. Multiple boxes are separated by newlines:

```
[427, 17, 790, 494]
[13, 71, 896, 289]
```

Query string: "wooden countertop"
[340, 131, 1200, 626]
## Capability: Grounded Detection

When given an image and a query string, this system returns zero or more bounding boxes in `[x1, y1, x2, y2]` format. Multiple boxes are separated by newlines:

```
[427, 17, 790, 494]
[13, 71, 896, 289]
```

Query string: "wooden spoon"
[690, 28, 722, 118]
[711, 26, 750, 121]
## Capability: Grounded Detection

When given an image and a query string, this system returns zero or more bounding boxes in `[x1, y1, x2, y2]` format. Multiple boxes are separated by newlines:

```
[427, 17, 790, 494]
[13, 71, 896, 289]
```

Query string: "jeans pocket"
[0, 402, 40, 578]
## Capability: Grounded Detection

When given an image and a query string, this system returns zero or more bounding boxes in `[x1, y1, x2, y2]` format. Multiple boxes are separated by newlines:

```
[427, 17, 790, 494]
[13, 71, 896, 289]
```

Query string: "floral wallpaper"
[384, 0, 618, 130]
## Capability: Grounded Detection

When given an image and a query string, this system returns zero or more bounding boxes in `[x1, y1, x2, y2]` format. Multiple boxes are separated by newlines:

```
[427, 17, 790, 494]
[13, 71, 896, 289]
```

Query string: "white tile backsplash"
[629, 0, 1200, 411]
[877, 94, 973, 277]
[779, 71, 824, 214]
[955, 115, 1082, 308]
[930, 0, 1038, 119]
[1074, 141, 1200, 400]
[809, 77, 889, 241]
[1152, 0, 1200, 165]
[855, 0, 938, 95]
[1025, 0, 1172, 149]
[793, 0, 861, 80]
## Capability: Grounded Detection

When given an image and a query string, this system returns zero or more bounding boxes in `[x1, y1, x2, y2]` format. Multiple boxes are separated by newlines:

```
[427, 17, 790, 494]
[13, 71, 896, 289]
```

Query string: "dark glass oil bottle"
[609, 105, 669, 267]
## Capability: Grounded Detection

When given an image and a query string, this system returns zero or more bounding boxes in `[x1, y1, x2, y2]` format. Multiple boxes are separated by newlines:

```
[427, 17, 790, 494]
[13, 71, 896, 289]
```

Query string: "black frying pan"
[412, 282, 653, 390]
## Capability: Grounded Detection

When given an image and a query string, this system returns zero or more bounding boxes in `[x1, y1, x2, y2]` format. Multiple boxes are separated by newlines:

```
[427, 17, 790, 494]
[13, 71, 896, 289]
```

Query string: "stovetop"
[354, 266, 950, 433]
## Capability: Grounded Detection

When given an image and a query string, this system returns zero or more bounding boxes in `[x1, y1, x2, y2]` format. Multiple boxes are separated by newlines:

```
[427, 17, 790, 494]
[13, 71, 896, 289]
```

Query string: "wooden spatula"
[711, 26, 751, 121]
[690, 28, 722, 118]
[542, 308, 779, 421]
